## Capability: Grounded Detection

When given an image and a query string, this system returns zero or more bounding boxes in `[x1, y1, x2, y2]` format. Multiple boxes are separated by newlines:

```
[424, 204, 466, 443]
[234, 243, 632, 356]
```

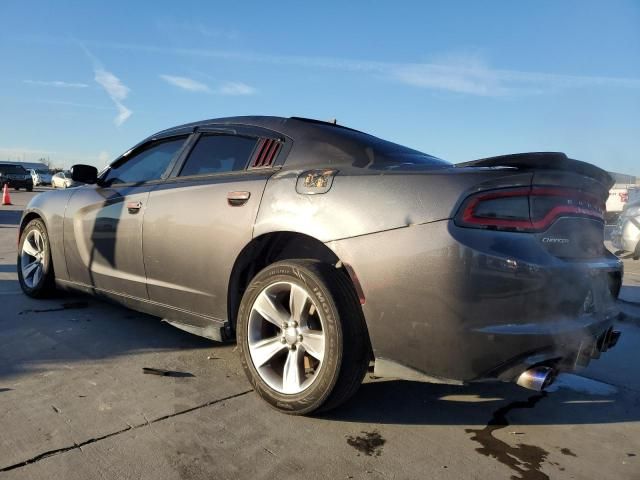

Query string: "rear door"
[64, 134, 191, 298]
[142, 128, 283, 323]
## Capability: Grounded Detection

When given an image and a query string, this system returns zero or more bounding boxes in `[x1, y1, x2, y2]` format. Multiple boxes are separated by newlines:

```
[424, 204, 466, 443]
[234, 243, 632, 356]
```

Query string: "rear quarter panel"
[254, 168, 532, 242]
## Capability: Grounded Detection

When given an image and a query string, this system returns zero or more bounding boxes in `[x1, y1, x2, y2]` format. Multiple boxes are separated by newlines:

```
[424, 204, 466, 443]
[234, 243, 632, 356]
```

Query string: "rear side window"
[103, 137, 186, 185]
[179, 135, 257, 177]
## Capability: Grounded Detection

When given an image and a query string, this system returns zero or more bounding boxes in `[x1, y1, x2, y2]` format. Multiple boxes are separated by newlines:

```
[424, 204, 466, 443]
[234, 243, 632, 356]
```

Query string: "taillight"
[455, 187, 604, 232]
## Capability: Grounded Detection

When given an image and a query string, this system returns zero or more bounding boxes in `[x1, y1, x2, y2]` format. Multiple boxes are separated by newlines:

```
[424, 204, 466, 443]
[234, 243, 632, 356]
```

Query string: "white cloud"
[91, 67, 132, 126]
[114, 103, 132, 126]
[159, 75, 255, 96]
[24, 80, 89, 88]
[159, 74, 211, 92]
[80, 43, 133, 126]
[217, 82, 256, 96]
[94, 68, 130, 101]
[85, 40, 640, 97]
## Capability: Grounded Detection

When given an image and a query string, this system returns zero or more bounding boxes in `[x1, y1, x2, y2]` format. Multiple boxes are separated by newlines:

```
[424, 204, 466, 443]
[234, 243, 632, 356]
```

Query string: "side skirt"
[55, 279, 232, 342]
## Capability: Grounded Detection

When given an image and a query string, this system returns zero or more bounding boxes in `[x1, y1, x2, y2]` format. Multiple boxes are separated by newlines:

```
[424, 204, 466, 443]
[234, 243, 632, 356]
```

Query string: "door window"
[102, 137, 187, 186]
[179, 135, 257, 177]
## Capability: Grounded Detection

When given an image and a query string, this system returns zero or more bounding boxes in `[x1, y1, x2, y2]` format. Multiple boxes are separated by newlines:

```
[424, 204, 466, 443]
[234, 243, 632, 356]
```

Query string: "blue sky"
[1, 0, 639, 174]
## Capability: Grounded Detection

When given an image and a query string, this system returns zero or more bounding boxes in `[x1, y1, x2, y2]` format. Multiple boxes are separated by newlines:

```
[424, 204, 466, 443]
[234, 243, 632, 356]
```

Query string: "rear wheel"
[13, 187, 20, 191]
[237, 260, 370, 415]
[17, 219, 56, 298]
[634, 242, 640, 260]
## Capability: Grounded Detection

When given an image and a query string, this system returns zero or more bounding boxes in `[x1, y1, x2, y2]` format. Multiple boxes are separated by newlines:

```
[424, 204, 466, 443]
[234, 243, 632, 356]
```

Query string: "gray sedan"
[17, 116, 622, 414]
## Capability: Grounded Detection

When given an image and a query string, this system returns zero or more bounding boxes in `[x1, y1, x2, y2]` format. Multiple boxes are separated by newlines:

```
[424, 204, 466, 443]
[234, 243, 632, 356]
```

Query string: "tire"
[634, 242, 640, 261]
[14, 187, 20, 191]
[237, 260, 370, 415]
[17, 219, 56, 298]
[27, 186, 33, 192]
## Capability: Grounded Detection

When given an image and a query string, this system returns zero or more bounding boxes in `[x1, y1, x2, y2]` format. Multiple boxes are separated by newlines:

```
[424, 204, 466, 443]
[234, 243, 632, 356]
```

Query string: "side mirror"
[70, 164, 98, 184]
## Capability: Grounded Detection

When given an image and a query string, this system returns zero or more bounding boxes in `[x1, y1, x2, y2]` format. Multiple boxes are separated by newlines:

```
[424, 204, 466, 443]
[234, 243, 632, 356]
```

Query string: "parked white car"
[30, 169, 53, 186]
[612, 199, 640, 259]
[606, 185, 640, 223]
[51, 171, 75, 189]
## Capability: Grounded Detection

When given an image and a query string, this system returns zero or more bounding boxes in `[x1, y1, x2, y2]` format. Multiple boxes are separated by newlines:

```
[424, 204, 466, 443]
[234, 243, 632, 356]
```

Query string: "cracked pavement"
[1, 190, 639, 479]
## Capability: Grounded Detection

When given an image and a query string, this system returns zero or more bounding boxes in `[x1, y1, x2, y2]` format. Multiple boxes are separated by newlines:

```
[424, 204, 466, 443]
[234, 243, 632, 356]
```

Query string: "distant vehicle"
[17, 116, 622, 414]
[0, 163, 33, 191]
[612, 199, 640, 260]
[606, 184, 640, 223]
[30, 169, 52, 186]
[51, 171, 75, 189]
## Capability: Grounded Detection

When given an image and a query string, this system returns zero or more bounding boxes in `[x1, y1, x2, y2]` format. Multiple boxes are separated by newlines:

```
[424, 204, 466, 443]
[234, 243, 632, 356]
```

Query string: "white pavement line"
[0, 389, 254, 473]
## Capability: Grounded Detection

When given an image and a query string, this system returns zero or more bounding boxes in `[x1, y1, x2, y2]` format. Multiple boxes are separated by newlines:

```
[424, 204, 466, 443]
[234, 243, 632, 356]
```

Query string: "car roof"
[134, 115, 443, 170]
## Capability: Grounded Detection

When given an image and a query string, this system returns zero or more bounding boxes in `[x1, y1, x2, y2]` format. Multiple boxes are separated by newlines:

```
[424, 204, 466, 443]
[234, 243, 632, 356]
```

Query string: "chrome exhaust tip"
[516, 366, 556, 391]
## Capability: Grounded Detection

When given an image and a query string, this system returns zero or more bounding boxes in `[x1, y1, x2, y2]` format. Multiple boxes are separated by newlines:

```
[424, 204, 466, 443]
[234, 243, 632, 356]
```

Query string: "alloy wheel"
[247, 281, 326, 394]
[20, 229, 45, 289]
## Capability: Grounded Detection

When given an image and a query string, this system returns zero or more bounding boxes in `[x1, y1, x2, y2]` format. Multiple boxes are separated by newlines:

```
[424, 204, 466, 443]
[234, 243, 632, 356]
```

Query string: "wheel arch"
[227, 231, 364, 333]
[19, 211, 46, 238]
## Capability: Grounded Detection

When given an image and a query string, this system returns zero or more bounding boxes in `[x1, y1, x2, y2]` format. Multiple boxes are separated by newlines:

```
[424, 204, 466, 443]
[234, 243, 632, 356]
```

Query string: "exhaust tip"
[516, 366, 556, 391]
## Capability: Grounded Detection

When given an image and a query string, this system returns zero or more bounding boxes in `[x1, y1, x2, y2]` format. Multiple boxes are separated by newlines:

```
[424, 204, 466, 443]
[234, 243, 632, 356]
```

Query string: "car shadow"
[0, 276, 215, 381]
[320, 373, 638, 427]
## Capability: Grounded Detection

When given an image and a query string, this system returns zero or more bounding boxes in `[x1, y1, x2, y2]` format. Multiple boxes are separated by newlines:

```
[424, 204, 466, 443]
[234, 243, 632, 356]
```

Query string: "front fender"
[20, 189, 74, 281]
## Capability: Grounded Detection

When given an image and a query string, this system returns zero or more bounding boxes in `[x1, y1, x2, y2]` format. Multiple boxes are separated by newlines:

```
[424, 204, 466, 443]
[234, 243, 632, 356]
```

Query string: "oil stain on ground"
[346, 430, 386, 457]
[559, 447, 576, 457]
[465, 393, 550, 480]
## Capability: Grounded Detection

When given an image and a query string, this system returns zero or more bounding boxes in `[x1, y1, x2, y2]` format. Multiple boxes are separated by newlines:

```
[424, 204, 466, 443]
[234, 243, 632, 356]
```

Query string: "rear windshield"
[0, 165, 27, 174]
[314, 124, 451, 168]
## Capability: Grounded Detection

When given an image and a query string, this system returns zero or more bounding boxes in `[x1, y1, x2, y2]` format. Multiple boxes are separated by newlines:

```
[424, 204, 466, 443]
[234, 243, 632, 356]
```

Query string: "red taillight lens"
[456, 187, 604, 232]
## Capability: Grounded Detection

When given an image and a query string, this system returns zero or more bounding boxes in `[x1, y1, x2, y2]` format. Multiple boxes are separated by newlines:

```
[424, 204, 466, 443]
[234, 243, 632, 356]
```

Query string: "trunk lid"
[455, 152, 612, 259]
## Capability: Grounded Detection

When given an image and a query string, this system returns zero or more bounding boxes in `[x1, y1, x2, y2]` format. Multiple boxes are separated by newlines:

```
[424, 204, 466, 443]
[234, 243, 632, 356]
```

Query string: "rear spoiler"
[456, 152, 614, 190]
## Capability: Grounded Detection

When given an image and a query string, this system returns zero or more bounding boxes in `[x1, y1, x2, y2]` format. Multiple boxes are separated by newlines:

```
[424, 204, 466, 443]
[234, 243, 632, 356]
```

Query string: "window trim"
[98, 134, 194, 188]
[168, 128, 289, 180]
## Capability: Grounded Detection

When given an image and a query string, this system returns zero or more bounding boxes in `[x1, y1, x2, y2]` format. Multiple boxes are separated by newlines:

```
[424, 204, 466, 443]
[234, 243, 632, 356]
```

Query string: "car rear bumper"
[329, 220, 623, 384]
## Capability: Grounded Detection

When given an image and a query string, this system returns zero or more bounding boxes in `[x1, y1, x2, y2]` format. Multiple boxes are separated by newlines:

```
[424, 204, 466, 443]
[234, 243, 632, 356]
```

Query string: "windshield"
[0, 165, 26, 174]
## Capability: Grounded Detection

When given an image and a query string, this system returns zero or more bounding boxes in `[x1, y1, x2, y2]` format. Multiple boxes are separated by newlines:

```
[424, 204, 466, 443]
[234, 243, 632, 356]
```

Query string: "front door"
[142, 132, 272, 321]
[64, 135, 190, 298]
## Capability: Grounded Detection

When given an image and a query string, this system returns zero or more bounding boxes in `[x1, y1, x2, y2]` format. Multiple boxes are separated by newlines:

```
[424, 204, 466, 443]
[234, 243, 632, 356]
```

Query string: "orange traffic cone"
[2, 184, 12, 206]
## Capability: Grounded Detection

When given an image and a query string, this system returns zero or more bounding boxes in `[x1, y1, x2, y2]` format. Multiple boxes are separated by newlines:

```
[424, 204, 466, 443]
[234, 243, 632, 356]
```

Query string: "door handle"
[227, 191, 251, 207]
[127, 201, 142, 213]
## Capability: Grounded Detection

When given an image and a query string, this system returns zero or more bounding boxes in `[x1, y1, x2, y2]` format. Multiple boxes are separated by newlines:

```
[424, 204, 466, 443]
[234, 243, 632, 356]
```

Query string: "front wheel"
[17, 219, 56, 297]
[237, 260, 370, 415]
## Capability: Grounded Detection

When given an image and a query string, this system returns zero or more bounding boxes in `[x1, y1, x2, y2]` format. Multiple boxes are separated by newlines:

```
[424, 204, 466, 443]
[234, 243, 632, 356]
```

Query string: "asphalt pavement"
[1, 189, 639, 480]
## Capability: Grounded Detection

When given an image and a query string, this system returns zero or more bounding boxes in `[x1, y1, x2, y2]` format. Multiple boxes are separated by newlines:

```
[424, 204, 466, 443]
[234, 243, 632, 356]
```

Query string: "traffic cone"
[2, 184, 12, 206]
